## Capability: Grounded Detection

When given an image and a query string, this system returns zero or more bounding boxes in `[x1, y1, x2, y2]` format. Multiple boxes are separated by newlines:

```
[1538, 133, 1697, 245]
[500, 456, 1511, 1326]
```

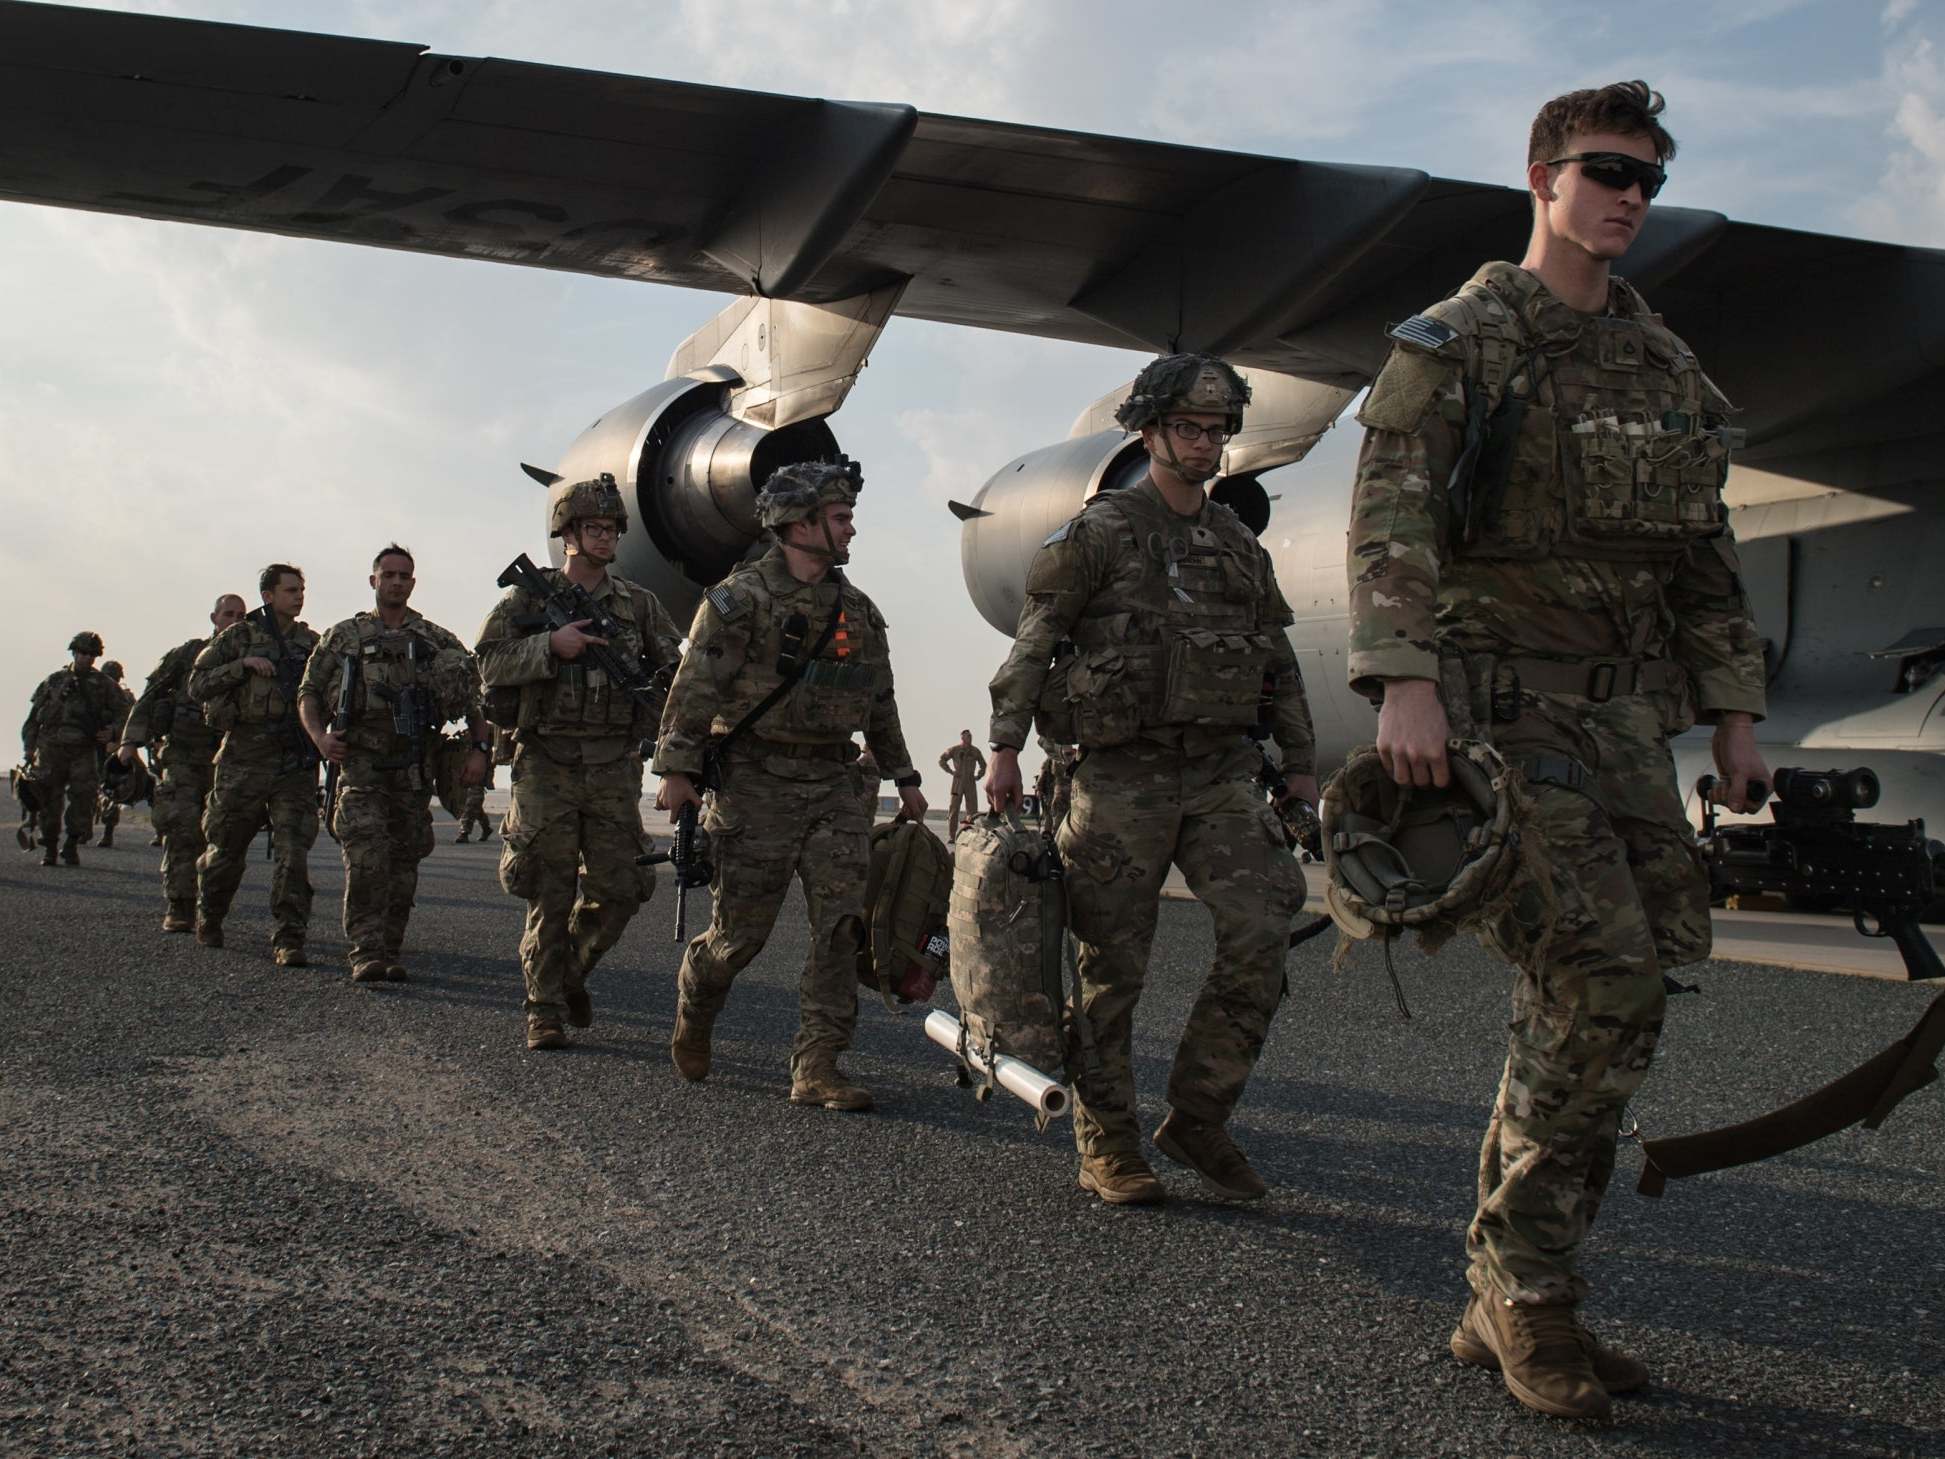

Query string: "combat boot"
[788, 1057, 873, 1112]
[1450, 1297, 1648, 1395]
[97, 828, 115, 849]
[60, 838, 80, 866]
[670, 1004, 714, 1081]
[1449, 1293, 1611, 1421]
[1153, 1110, 1268, 1201]
[149, 832, 163, 847]
[161, 904, 194, 933]
[384, 962, 409, 984]
[196, 920, 223, 948]
[40, 844, 57, 866]
[351, 961, 387, 983]
[527, 1014, 568, 1051]
[455, 832, 470, 844]
[1076, 1152, 1166, 1206]
[565, 986, 593, 1029]
[273, 945, 308, 969]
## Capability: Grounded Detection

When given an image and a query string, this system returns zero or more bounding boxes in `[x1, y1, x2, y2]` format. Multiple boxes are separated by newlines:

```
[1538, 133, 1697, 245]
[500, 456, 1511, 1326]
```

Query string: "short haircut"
[259, 563, 304, 596]
[212, 592, 246, 613]
[1528, 80, 1676, 166]
[372, 543, 415, 573]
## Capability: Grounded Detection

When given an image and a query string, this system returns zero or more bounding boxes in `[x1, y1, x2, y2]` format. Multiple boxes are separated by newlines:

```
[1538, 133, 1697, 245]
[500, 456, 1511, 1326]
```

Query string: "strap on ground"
[1636, 991, 1945, 1197]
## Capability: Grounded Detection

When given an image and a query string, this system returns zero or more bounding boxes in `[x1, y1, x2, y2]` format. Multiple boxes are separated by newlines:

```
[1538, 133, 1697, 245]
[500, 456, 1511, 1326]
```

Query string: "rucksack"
[858, 819, 953, 1005]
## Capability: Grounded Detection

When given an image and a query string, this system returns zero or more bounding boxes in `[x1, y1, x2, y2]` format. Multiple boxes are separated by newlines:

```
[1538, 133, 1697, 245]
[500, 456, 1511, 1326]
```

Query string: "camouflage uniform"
[654, 544, 918, 1078]
[188, 611, 322, 952]
[122, 637, 222, 920]
[21, 662, 120, 856]
[456, 771, 495, 841]
[300, 611, 481, 977]
[988, 476, 1313, 1161]
[1346, 262, 1767, 1306]
[1034, 737, 1077, 834]
[938, 742, 987, 836]
[855, 745, 884, 825]
[476, 570, 683, 1027]
[94, 668, 136, 844]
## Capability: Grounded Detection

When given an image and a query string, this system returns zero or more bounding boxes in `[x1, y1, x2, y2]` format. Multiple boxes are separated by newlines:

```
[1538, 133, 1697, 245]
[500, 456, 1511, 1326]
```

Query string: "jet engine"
[535, 372, 840, 618]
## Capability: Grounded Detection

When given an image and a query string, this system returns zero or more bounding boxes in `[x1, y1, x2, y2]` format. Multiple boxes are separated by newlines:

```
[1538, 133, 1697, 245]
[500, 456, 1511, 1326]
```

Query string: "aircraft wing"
[3, 1, 1941, 459]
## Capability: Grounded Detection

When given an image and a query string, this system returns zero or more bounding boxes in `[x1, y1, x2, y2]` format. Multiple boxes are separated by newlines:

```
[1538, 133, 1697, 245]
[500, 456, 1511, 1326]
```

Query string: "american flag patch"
[1387, 315, 1458, 352]
[705, 585, 747, 621]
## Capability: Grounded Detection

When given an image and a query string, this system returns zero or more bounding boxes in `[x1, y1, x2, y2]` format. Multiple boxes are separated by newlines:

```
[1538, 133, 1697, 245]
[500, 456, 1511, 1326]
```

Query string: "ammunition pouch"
[1032, 641, 1076, 744]
[1158, 628, 1274, 729]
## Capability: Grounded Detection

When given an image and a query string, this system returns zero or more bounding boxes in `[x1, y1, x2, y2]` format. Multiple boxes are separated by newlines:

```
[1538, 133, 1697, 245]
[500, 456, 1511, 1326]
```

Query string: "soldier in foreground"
[20, 631, 121, 866]
[116, 593, 247, 928]
[1345, 82, 1769, 1421]
[937, 731, 986, 837]
[984, 356, 1315, 1206]
[188, 564, 322, 966]
[656, 460, 925, 1111]
[475, 478, 683, 1051]
[299, 546, 489, 984]
[92, 661, 137, 847]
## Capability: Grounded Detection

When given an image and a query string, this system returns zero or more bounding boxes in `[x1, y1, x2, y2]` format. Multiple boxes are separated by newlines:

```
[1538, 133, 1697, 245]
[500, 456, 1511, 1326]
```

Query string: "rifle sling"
[1636, 989, 1945, 1197]
[711, 574, 846, 764]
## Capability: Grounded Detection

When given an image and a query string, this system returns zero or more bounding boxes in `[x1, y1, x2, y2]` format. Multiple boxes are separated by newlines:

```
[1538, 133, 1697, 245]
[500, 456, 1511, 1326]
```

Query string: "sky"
[3, 0, 1941, 797]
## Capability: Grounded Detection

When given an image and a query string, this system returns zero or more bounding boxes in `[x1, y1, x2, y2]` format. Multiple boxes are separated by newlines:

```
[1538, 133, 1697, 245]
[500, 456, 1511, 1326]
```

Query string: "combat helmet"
[549, 472, 628, 538]
[99, 753, 152, 807]
[756, 456, 864, 533]
[69, 630, 104, 656]
[1115, 353, 1252, 435]
[1320, 739, 1520, 942]
[102, 660, 124, 682]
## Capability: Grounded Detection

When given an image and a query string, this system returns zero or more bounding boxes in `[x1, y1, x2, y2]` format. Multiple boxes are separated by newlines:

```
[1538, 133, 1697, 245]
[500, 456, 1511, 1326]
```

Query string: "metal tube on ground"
[923, 1010, 1070, 1118]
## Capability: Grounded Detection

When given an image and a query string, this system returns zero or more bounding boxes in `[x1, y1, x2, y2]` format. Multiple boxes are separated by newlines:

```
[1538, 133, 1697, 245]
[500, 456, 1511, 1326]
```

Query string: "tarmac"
[2, 803, 1941, 1458]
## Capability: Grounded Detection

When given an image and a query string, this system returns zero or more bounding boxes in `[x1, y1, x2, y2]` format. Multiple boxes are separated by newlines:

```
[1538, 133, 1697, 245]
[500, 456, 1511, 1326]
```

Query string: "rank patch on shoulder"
[705, 585, 747, 621]
[1387, 315, 1458, 352]
[1043, 521, 1073, 547]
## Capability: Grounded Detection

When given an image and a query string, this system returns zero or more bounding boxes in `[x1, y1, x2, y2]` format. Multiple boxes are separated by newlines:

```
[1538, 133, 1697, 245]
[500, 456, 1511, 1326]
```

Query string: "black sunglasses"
[1544, 151, 1667, 200]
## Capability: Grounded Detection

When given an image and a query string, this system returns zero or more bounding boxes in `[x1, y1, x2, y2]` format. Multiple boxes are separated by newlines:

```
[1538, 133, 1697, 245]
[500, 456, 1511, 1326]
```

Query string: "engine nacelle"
[957, 431, 1273, 635]
[543, 373, 840, 621]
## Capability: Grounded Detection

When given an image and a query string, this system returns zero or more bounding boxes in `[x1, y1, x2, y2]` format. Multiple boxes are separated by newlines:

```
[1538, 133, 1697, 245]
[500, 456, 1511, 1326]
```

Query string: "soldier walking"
[475, 477, 684, 1051]
[92, 661, 136, 847]
[454, 769, 496, 842]
[937, 730, 986, 838]
[20, 631, 121, 866]
[1345, 82, 1769, 1420]
[299, 545, 489, 983]
[116, 593, 247, 928]
[187, 564, 322, 966]
[984, 356, 1316, 1206]
[656, 460, 925, 1111]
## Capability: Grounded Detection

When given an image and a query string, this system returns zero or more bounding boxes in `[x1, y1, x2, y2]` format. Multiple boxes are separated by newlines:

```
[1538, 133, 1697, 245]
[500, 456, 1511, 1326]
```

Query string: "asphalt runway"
[3, 809, 1941, 1458]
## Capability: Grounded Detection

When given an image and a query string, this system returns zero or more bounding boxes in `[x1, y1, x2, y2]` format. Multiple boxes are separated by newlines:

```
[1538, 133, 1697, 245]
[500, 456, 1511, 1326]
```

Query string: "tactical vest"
[710, 566, 884, 745]
[1430, 270, 1735, 565]
[35, 670, 107, 746]
[516, 574, 656, 740]
[339, 617, 449, 757]
[219, 618, 318, 730]
[155, 640, 218, 760]
[1052, 489, 1277, 749]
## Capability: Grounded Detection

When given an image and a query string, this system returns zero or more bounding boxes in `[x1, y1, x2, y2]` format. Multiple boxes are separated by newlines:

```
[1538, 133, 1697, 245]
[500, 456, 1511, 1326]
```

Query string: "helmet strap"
[1152, 427, 1219, 486]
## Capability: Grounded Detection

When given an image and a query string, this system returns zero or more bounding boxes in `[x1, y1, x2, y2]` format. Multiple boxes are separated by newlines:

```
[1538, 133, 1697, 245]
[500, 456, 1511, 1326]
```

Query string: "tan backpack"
[858, 819, 953, 1005]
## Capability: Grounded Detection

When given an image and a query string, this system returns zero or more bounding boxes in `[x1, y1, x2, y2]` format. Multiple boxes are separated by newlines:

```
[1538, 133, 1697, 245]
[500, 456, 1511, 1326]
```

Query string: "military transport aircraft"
[3, 1, 1941, 824]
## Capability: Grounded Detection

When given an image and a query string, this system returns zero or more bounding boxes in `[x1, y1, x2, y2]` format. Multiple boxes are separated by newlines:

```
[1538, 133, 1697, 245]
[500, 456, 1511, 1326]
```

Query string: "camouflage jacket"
[987, 477, 1315, 770]
[298, 609, 480, 769]
[1346, 262, 1767, 728]
[653, 546, 916, 783]
[22, 664, 121, 754]
[121, 637, 218, 766]
[475, 567, 682, 766]
[188, 611, 322, 767]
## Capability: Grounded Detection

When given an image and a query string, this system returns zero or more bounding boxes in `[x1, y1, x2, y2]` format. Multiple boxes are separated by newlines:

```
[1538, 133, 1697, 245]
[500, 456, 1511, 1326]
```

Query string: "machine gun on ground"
[1637, 765, 1944, 1197]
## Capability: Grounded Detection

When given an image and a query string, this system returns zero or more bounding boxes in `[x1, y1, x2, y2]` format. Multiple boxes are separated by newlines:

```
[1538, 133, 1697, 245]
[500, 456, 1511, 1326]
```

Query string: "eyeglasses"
[1543, 152, 1667, 200]
[1164, 419, 1235, 445]
[576, 521, 620, 539]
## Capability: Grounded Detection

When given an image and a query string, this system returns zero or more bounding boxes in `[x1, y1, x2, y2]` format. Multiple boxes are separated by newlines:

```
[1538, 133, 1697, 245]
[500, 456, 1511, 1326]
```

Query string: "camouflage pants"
[947, 784, 975, 834]
[498, 747, 652, 1021]
[1056, 739, 1305, 1158]
[151, 756, 215, 910]
[678, 756, 871, 1074]
[1468, 693, 1707, 1306]
[198, 756, 319, 948]
[457, 784, 493, 839]
[333, 769, 436, 972]
[31, 743, 98, 847]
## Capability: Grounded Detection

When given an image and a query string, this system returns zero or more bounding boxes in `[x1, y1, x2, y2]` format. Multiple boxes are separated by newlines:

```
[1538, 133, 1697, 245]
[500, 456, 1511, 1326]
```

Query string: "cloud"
[1853, 34, 1945, 244]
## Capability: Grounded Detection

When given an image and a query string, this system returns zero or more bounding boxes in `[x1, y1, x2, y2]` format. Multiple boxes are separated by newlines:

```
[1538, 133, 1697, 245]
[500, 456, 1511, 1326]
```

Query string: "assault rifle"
[496, 553, 675, 712]
[640, 748, 717, 943]
[1695, 766, 1943, 982]
[322, 651, 356, 839]
[370, 635, 440, 781]
[249, 606, 320, 778]
[1638, 765, 1944, 1197]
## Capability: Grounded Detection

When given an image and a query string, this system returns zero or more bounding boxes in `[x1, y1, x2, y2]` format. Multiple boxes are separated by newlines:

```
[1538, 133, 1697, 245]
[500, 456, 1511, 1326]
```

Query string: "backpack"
[858, 819, 952, 1005]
